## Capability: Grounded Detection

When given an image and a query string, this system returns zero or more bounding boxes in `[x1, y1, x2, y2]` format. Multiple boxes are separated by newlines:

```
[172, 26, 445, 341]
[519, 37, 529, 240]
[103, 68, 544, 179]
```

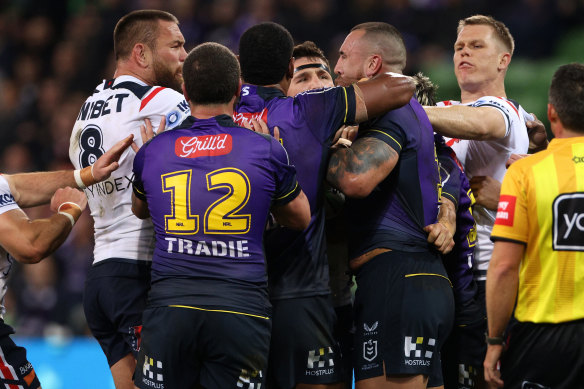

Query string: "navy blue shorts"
[135, 305, 270, 389]
[440, 295, 486, 389]
[268, 295, 345, 388]
[0, 327, 41, 389]
[83, 259, 151, 367]
[353, 250, 454, 382]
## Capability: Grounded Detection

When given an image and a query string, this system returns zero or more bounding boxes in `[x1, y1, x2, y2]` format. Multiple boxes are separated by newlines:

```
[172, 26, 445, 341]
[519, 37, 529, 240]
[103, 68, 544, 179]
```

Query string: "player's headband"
[294, 63, 331, 75]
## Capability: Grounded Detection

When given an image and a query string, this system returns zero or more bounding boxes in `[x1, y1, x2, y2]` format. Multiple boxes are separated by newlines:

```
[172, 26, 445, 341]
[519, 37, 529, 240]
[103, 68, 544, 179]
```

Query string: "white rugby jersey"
[69, 76, 190, 265]
[438, 96, 530, 280]
[0, 175, 19, 318]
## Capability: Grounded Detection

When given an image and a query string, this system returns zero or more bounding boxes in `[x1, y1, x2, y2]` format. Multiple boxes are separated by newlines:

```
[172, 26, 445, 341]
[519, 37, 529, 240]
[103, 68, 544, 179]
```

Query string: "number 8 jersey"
[69, 76, 190, 265]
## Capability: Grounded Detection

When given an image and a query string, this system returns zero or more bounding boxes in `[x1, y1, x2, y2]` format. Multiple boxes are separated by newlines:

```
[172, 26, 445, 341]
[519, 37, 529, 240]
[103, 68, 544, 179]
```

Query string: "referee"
[485, 63, 584, 388]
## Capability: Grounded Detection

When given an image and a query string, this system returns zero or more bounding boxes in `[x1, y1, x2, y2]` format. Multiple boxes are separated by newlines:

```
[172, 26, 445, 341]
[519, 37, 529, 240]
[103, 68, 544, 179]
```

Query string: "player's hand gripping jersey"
[347, 97, 441, 257]
[69, 76, 189, 264]
[439, 96, 529, 280]
[234, 84, 356, 300]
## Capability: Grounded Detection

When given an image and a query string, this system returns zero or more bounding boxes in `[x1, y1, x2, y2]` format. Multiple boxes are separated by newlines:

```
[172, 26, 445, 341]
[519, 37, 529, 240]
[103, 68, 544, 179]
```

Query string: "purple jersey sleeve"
[291, 86, 356, 143]
[132, 144, 147, 201]
[268, 136, 301, 207]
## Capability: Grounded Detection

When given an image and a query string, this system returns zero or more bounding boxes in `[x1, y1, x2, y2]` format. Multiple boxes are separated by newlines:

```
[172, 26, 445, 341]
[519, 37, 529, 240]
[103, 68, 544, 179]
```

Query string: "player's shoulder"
[137, 86, 186, 112]
[0, 175, 10, 192]
[0, 175, 18, 213]
[437, 100, 460, 107]
[472, 96, 522, 119]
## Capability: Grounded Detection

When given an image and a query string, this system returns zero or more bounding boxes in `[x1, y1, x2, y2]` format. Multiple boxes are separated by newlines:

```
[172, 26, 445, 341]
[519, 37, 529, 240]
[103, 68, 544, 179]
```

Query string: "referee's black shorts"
[502, 318, 584, 389]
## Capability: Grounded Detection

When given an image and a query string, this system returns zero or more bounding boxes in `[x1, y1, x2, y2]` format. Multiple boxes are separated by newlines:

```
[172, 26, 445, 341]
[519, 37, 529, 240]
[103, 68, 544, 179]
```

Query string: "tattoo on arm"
[327, 137, 398, 189]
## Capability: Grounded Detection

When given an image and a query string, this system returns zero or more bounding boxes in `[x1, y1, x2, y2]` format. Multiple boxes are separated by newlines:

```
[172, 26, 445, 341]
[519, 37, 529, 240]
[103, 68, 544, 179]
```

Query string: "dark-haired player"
[132, 42, 310, 389]
[68, 10, 191, 389]
[328, 23, 454, 389]
[288, 40, 355, 389]
[235, 22, 415, 389]
[287, 41, 334, 97]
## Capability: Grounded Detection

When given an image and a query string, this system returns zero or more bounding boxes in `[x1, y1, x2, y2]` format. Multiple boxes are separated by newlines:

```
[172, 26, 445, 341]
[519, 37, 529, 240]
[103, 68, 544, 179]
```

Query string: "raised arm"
[0, 187, 87, 263]
[353, 73, 415, 123]
[6, 134, 133, 208]
[271, 189, 310, 230]
[327, 137, 399, 198]
[424, 105, 507, 140]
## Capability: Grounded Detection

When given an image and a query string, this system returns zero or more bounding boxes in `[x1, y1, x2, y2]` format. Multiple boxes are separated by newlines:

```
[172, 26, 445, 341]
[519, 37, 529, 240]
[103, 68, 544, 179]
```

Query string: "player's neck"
[113, 67, 155, 86]
[245, 77, 290, 95]
[460, 82, 506, 104]
[189, 103, 234, 120]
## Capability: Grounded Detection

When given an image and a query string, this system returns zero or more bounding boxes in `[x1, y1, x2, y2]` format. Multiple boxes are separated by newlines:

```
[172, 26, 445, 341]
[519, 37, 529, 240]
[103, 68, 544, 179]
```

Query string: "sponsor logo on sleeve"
[232, 108, 268, 127]
[495, 195, 516, 226]
[175, 134, 232, 158]
[165, 110, 182, 130]
[0, 193, 15, 207]
[553, 193, 584, 251]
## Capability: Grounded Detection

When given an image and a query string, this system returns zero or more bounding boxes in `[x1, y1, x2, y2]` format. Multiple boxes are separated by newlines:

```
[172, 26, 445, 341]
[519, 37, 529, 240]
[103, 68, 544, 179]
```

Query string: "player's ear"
[235, 78, 242, 98]
[133, 43, 152, 68]
[548, 103, 563, 137]
[366, 54, 382, 78]
[498, 52, 511, 71]
[287, 57, 294, 80]
[182, 83, 190, 102]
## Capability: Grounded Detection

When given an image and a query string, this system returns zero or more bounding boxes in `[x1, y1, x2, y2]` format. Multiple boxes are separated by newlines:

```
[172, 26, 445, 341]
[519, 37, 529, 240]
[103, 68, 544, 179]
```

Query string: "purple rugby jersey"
[435, 134, 478, 307]
[346, 97, 441, 258]
[132, 115, 300, 314]
[235, 84, 356, 300]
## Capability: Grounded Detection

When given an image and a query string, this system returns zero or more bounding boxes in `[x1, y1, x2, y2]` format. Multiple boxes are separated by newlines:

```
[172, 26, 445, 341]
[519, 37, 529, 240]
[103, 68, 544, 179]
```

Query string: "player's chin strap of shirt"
[294, 63, 331, 75]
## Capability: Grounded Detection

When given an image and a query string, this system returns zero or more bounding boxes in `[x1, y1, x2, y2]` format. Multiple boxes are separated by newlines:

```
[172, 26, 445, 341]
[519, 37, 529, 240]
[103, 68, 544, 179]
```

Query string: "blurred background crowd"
[1, 0, 583, 339]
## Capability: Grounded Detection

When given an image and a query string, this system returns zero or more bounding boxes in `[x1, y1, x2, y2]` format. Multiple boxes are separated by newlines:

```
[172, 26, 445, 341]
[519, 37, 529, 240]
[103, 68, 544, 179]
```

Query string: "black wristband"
[486, 336, 505, 345]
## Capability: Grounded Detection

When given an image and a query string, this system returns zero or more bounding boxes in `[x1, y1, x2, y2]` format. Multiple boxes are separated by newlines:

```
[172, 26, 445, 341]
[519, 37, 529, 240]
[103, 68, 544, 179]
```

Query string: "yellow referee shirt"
[491, 137, 584, 324]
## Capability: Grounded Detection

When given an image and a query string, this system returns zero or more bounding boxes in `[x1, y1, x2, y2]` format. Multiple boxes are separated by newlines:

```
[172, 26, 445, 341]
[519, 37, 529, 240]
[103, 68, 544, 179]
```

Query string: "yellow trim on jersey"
[363, 129, 402, 151]
[441, 191, 458, 208]
[169, 305, 269, 320]
[276, 182, 298, 200]
[343, 87, 349, 123]
[405, 273, 453, 288]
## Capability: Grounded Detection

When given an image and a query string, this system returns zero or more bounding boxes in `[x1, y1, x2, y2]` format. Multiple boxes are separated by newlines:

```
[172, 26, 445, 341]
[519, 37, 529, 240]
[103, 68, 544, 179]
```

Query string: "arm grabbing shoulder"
[354, 73, 415, 123]
[327, 136, 399, 198]
[424, 105, 507, 140]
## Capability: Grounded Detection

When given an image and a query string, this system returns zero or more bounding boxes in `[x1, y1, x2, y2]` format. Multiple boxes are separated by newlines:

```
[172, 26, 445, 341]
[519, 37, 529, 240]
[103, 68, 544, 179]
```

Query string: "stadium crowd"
[1, 1, 584, 389]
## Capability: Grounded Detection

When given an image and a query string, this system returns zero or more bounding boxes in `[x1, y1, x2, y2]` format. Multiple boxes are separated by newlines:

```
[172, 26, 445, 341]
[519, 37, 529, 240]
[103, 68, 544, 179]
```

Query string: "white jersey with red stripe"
[69, 75, 190, 265]
[0, 175, 19, 318]
[438, 96, 530, 280]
